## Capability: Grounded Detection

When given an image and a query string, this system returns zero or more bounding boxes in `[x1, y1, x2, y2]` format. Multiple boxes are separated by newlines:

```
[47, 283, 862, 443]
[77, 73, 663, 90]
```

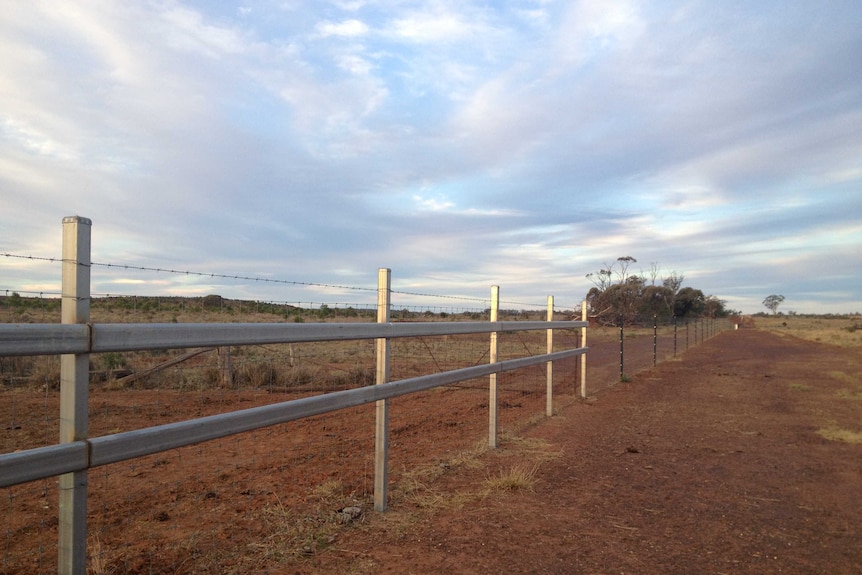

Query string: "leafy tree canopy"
[762, 294, 785, 315]
[586, 258, 730, 325]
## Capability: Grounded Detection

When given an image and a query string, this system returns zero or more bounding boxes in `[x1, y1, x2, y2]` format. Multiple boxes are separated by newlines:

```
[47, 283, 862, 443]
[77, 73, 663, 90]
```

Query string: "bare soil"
[302, 328, 862, 575]
[3, 326, 861, 574]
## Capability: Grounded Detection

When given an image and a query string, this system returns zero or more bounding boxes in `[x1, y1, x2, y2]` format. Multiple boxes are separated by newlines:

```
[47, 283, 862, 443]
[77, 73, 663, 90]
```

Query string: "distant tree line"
[585, 257, 734, 326]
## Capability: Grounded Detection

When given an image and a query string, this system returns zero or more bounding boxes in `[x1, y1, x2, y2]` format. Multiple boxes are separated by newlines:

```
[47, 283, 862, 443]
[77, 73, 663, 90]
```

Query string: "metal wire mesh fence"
[2, 228, 729, 574]
[0, 312, 733, 573]
[83, 405, 377, 573]
[1, 315, 587, 573]
[3, 478, 57, 573]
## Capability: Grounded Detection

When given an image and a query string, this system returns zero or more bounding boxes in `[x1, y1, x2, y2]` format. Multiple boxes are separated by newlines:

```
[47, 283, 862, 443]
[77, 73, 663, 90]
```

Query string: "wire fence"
[1, 251, 560, 313]
[0, 319, 721, 573]
[1, 337, 586, 574]
[1, 233, 729, 574]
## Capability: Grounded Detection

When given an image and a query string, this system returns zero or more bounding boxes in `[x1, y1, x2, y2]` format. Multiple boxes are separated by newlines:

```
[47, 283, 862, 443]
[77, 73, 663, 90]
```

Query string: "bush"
[237, 360, 279, 388]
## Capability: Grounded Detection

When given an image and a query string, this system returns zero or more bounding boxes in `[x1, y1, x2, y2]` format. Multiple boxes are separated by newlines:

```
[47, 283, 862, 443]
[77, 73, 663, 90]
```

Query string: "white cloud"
[332, 1, 367, 12]
[413, 194, 455, 212]
[0, 117, 77, 161]
[554, 0, 645, 66]
[316, 19, 369, 38]
[390, 13, 473, 43]
[824, 167, 862, 184]
[161, 6, 252, 57]
[336, 53, 374, 75]
[1, 1, 861, 314]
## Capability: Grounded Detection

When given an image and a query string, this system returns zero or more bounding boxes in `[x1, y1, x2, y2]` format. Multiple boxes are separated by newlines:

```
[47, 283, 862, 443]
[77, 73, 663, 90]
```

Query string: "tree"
[648, 261, 660, 286]
[585, 267, 613, 292]
[639, 284, 675, 322]
[703, 295, 728, 318]
[662, 271, 684, 295]
[762, 294, 785, 315]
[615, 256, 637, 283]
[607, 274, 645, 324]
[662, 271, 684, 318]
[674, 287, 705, 318]
[584, 258, 728, 325]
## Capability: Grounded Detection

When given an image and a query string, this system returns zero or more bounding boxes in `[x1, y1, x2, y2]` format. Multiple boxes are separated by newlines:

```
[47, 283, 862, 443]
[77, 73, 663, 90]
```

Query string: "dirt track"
[3, 327, 861, 574]
[302, 329, 862, 574]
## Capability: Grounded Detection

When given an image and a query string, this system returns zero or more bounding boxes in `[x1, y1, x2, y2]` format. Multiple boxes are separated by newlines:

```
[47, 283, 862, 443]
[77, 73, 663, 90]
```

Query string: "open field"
[2, 299, 590, 574]
[3, 312, 858, 573]
[302, 323, 862, 574]
[753, 314, 862, 348]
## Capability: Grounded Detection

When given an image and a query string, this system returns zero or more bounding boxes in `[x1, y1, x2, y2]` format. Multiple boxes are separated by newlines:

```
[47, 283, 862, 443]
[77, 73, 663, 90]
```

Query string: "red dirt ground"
[3, 327, 861, 574]
[301, 329, 862, 574]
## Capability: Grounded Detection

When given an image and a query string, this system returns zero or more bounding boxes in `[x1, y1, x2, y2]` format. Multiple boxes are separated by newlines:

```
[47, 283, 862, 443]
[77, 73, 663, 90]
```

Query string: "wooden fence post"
[59, 216, 91, 575]
[219, 347, 232, 387]
[580, 300, 587, 398]
[488, 286, 499, 449]
[546, 296, 554, 417]
[374, 268, 391, 512]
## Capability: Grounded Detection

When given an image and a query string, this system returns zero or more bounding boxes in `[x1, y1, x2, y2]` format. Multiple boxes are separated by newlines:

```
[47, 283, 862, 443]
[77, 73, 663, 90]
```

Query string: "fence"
[616, 314, 729, 381]
[0, 217, 588, 574]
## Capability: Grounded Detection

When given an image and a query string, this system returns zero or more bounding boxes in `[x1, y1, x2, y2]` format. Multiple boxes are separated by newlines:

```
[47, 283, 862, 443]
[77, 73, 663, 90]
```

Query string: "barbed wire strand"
[2, 252, 561, 308]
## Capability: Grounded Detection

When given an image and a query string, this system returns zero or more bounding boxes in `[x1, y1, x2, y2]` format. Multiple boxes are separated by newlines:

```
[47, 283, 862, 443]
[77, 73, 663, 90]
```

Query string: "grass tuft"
[816, 426, 862, 444]
[483, 463, 540, 493]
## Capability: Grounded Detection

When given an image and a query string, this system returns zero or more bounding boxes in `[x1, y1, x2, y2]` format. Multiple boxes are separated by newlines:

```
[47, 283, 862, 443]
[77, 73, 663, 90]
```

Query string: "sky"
[1, 0, 861, 314]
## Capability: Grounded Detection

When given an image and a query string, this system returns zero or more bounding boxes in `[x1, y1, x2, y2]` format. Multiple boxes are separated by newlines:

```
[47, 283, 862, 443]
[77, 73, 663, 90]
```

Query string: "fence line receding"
[0, 216, 589, 575]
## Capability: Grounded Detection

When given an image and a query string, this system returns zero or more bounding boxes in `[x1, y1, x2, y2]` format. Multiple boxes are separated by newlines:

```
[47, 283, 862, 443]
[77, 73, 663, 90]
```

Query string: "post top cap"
[63, 216, 92, 225]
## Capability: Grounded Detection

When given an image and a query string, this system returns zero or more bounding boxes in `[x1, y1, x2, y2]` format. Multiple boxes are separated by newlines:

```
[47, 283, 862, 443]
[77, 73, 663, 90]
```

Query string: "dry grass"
[837, 388, 862, 401]
[350, 432, 554, 561]
[788, 382, 813, 392]
[756, 315, 862, 348]
[248, 481, 368, 566]
[816, 425, 862, 444]
[481, 435, 559, 494]
[828, 370, 858, 385]
[395, 438, 488, 510]
[483, 462, 541, 493]
[87, 535, 106, 575]
[826, 370, 862, 400]
[394, 434, 558, 516]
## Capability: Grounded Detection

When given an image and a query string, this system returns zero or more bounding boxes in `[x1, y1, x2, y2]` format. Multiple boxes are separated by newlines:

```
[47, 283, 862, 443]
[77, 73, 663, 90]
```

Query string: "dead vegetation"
[755, 314, 862, 348]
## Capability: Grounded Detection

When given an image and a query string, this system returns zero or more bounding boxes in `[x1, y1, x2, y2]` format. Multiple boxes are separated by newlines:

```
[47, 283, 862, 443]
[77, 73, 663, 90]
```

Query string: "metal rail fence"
[0, 217, 588, 574]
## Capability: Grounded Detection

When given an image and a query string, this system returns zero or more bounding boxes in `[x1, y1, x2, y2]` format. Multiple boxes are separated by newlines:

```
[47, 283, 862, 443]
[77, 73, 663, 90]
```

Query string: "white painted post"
[59, 216, 91, 575]
[374, 268, 391, 512]
[546, 296, 554, 417]
[580, 300, 587, 399]
[488, 286, 499, 449]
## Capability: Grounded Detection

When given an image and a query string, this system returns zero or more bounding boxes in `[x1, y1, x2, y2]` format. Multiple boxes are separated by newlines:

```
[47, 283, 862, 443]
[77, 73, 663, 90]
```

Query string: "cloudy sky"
[2, 0, 861, 314]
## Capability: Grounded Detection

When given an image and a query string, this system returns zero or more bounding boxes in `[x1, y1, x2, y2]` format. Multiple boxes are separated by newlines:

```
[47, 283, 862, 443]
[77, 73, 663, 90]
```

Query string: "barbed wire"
[2, 253, 61, 263]
[92, 260, 378, 293]
[2, 288, 62, 297]
[2, 252, 559, 309]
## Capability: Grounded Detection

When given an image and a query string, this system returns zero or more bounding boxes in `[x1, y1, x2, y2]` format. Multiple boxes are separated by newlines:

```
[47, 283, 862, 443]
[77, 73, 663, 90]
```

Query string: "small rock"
[337, 506, 363, 524]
